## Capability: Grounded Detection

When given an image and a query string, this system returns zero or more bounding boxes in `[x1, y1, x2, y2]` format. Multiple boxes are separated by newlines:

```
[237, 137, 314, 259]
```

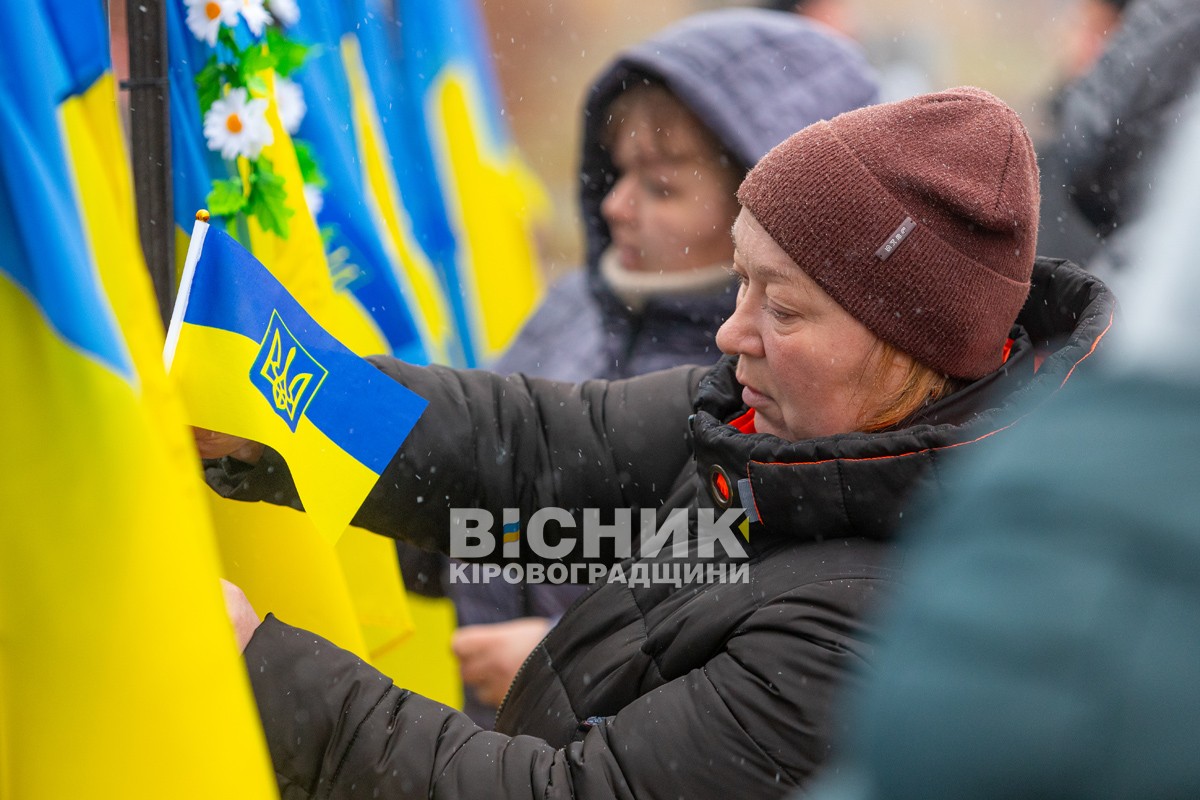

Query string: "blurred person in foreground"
[452, 7, 880, 725]
[206, 87, 1115, 799]
[801, 87, 1200, 800]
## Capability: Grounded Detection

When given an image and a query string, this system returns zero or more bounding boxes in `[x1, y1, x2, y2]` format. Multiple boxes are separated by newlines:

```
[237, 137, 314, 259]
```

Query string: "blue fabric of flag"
[289, 1, 429, 364]
[351, 0, 471, 364]
[166, 0, 228, 233]
[43, 0, 108, 94]
[0, 0, 129, 378]
[360, 0, 477, 362]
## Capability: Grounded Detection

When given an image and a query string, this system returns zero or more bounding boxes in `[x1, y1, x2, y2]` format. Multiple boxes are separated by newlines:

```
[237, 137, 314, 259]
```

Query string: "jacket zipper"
[492, 573, 603, 727]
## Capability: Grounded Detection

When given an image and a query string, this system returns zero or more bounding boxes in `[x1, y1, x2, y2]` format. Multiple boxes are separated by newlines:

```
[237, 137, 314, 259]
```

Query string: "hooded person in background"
[494, 8, 878, 382]
[451, 7, 880, 725]
[800, 85, 1200, 800]
[206, 87, 1115, 799]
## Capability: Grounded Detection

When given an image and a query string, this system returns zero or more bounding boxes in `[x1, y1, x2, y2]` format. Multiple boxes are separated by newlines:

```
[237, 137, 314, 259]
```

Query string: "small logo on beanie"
[875, 216, 916, 261]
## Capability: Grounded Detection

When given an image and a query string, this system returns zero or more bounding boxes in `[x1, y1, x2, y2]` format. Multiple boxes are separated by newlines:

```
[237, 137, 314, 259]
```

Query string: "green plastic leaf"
[247, 159, 293, 238]
[244, 74, 268, 97]
[206, 177, 248, 216]
[239, 45, 276, 82]
[292, 139, 327, 188]
[217, 25, 241, 56]
[266, 27, 310, 77]
[195, 56, 223, 114]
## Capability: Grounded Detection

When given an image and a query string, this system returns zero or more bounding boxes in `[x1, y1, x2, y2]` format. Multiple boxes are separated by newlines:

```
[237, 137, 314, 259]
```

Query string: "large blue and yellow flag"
[340, 0, 464, 366]
[393, 0, 546, 366]
[0, 1, 277, 795]
[165, 219, 428, 541]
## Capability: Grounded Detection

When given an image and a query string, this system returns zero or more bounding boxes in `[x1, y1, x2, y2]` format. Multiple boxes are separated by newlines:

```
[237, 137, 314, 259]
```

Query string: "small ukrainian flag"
[165, 214, 427, 541]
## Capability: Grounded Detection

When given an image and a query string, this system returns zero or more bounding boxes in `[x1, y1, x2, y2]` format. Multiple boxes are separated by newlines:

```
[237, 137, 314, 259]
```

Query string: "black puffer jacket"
[221, 261, 1114, 799]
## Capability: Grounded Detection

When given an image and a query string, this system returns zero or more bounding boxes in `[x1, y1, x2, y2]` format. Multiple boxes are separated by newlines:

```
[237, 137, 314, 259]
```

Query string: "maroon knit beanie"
[737, 86, 1039, 379]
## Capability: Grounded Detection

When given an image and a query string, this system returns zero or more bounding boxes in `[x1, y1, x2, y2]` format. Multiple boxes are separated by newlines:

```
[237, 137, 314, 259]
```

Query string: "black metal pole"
[123, 0, 174, 328]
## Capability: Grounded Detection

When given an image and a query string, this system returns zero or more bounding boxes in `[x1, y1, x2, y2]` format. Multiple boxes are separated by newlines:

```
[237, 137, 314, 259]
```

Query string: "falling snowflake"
[267, 0, 300, 28]
[185, 0, 239, 47]
[274, 76, 307, 135]
[238, 0, 273, 37]
[203, 87, 274, 160]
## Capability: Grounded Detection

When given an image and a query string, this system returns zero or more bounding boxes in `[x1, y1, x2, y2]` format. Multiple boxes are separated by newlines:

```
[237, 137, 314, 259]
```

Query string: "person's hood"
[577, 8, 879, 275]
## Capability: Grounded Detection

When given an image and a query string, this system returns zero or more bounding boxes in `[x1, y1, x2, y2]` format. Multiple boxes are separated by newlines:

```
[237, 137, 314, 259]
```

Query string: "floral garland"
[185, 0, 320, 238]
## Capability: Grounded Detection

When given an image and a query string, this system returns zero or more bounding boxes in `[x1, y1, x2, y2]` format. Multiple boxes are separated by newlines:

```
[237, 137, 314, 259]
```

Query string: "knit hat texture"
[737, 86, 1039, 379]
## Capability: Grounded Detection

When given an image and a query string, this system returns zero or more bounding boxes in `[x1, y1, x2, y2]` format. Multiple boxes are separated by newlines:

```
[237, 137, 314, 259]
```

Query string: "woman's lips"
[740, 382, 770, 409]
[614, 243, 640, 270]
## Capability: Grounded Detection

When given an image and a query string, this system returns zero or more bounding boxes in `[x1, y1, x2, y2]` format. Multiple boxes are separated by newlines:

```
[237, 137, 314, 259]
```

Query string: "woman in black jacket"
[207, 87, 1116, 799]
[450, 8, 880, 724]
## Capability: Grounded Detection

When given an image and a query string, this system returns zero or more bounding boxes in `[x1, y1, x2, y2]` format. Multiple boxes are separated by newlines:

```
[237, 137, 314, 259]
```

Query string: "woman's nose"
[715, 295, 760, 357]
[601, 175, 636, 225]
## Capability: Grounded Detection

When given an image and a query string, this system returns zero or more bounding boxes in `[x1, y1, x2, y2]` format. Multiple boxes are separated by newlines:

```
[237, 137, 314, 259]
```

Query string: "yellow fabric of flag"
[337, 29, 467, 705]
[207, 497, 369, 654]
[1, 301, 276, 798]
[428, 66, 546, 362]
[369, 594, 465, 710]
[340, 35, 458, 365]
[336, 528, 414, 656]
[0, 6, 278, 792]
[248, 70, 389, 359]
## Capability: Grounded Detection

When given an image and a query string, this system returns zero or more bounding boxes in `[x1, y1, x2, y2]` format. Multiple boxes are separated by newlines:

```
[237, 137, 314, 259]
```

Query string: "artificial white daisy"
[238, 0, 273, 37]
[203, 87, 274, 161]
[303, 184, 324, 218]
[185, 0, 239, 47]
[267, 0, 300, 28]
[274, 76, 307, 135]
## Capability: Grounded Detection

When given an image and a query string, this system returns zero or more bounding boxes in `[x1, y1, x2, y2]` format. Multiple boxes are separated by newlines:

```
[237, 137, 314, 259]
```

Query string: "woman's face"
[599, 92, 741, 273]
[716, 209, 909, 441]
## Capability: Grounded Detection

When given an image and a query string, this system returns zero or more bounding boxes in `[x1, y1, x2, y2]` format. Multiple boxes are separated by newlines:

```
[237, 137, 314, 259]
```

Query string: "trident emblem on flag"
[251, 310, 328, 431]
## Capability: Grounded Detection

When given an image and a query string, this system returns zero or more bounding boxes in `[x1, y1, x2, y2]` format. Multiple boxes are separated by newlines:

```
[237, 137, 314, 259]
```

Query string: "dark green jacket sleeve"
[208, 362, 704, 556]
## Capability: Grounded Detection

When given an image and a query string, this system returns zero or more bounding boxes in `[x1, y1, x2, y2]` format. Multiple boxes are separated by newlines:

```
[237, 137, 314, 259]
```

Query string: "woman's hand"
[452, 617, 553, 707]
[193, 427, 266, 463]
[221, 579, 262, 652]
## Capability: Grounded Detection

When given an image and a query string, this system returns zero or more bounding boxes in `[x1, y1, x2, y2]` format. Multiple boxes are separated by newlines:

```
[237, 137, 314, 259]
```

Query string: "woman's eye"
[764, 303, 795, 322]
[640, 175, 675, 197]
